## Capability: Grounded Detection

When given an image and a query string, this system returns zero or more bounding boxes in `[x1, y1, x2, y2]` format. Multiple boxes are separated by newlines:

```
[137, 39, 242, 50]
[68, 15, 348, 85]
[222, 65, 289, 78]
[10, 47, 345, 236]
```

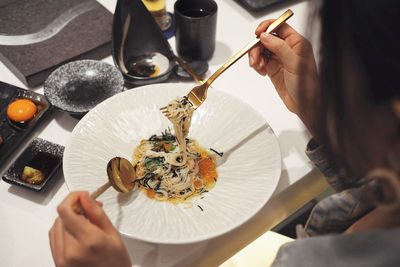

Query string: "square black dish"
[0, 81, 51, 171]
[2, 138, 64, 191]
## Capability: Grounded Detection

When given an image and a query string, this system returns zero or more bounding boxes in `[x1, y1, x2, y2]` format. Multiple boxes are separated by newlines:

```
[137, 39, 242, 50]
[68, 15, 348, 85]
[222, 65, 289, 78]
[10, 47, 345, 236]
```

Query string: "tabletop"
[0, 0, 327, 266]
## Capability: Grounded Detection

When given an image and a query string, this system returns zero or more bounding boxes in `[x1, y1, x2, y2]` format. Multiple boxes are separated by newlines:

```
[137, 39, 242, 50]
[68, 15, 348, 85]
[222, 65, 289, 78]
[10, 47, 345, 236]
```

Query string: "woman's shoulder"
[272, 227, 400, 267]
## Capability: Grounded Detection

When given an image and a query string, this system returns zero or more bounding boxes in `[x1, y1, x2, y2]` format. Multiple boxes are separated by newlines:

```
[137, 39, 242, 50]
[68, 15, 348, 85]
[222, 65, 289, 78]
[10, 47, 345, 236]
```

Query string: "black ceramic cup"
[174, 0, 217, 61]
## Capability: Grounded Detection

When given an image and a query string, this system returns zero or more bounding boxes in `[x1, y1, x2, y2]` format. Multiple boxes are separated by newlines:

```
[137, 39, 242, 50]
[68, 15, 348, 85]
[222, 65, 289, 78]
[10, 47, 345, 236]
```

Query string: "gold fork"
[160, 9, 293, 117]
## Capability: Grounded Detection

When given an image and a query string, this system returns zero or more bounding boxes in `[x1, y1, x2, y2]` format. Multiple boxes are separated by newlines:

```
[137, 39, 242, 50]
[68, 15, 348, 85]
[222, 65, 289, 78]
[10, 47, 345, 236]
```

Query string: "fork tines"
[160, 107, 171, 119]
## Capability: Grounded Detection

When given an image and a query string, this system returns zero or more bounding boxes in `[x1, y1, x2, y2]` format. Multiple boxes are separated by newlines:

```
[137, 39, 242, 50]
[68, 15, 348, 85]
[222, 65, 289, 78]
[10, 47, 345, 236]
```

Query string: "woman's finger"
[49, 218, 66, 266]
[57, 191, 92, 240]
[259, 33, 297, 71]
[49, 225, 57, 263]
[62, 224, 86, 265]
[258, 53, 268, 70]
[255, 67, 268, 76]
[248, 43, 263, 68]
[264, 57, 283, 78]
[256, 19, 300, 40]
[255, 19, 275, 35]
[80, 192, 116, 233]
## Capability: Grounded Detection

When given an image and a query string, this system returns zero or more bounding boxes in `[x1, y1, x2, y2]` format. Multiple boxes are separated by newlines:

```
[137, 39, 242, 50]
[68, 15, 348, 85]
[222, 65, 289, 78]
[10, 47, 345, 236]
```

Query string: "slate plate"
[0, 0, 113, 87]
[0, 81, 51, 171]
[44, 60, 124, 116]
[2, 138, 64, 191]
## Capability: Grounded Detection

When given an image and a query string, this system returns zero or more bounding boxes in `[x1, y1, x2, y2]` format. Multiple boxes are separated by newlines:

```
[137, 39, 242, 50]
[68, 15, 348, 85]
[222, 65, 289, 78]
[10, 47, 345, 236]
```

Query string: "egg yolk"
[7, 99, 37, 122]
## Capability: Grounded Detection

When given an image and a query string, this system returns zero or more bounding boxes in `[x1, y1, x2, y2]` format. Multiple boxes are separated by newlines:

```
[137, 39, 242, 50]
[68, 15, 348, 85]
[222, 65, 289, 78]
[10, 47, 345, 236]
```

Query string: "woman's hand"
[49, 191, 131, 267]
[249, 20, 319, 136]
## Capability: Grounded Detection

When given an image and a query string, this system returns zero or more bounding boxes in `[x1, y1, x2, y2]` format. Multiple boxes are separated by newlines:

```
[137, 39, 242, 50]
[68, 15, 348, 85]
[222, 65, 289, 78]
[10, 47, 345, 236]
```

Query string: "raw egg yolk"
[7, 99, 37, 122]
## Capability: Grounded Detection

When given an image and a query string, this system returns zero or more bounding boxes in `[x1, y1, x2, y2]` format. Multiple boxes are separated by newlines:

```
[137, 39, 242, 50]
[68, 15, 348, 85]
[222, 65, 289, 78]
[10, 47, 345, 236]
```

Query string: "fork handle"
[205, 9, 294, 87]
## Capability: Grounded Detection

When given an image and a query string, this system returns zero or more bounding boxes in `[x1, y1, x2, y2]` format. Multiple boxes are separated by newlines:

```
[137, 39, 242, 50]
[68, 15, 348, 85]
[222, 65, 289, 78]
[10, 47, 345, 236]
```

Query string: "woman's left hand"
[49, 191, 132, 267]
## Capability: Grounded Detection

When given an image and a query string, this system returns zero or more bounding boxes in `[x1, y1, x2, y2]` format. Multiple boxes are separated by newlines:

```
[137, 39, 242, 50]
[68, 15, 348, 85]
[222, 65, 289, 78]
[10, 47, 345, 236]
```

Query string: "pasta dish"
[132, 97, 218, 201]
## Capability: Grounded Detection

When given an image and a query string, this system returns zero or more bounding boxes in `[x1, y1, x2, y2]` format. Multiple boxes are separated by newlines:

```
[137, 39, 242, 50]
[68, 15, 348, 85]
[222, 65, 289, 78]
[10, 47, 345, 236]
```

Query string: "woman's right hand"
[49, 191, 132, 267]
[248, 20, 319, 134]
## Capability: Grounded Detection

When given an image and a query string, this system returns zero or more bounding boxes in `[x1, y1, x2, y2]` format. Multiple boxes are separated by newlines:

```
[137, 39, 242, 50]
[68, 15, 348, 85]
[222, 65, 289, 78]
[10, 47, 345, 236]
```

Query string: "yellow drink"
[142, 0, 165, 12]
[142, 0, 171, 31]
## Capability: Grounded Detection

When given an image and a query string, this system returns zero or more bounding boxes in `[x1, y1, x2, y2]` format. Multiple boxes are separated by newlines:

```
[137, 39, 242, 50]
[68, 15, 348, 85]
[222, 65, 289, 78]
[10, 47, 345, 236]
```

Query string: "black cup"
[174, 0, 217, 61]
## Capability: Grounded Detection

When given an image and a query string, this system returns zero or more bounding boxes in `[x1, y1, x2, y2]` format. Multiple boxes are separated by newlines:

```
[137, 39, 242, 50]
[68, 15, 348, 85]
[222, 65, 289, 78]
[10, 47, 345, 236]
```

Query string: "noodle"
[132, 97, 218, 202]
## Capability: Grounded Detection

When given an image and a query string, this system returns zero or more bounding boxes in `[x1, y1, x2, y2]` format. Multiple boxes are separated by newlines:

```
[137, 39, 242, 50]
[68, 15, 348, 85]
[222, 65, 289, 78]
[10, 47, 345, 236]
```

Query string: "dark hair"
[315, 0, 400, 180]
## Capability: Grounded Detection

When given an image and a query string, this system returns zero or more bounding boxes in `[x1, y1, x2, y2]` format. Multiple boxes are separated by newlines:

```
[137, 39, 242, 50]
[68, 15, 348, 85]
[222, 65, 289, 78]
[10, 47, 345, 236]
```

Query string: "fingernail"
[249, 56, 254, 66]
[261, 33, 270, 42]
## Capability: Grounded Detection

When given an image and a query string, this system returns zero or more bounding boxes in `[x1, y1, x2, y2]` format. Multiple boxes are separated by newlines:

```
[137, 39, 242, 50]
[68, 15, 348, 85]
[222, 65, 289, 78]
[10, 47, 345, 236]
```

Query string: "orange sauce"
[149, 65, 159, 78]
[147, 189, 156, 198]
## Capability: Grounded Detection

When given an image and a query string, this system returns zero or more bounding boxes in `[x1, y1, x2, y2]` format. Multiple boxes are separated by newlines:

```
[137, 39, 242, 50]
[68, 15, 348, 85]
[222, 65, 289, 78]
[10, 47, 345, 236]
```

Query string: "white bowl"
[63, 83, 281, 244]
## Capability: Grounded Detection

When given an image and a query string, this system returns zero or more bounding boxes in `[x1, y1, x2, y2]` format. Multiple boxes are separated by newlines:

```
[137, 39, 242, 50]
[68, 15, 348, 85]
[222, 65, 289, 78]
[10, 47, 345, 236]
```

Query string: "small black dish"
[112, 0, 176, 86]
[2, 138, 64, 192]
[44, 60, 124, 116]
[0, 82, 52, 172]
[6, 91, 50, 131]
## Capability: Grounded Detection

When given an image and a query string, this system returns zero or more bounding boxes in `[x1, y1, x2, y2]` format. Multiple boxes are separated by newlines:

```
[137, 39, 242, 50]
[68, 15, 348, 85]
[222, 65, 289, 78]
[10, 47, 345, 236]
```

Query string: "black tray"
[2, 138, 64, 191]
[0, 81, 51, 171]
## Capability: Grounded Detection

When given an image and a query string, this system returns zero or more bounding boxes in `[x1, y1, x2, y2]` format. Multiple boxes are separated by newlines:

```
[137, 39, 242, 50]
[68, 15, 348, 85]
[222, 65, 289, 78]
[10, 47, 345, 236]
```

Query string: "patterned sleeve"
[305, 138, 351, 191]
[301, 139, 375, 236]
[271, 227, 400, 267]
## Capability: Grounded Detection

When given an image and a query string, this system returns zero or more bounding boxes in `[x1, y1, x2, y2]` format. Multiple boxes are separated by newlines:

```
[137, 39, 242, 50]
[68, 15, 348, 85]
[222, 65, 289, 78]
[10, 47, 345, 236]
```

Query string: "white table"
[0, 1, 326, 266]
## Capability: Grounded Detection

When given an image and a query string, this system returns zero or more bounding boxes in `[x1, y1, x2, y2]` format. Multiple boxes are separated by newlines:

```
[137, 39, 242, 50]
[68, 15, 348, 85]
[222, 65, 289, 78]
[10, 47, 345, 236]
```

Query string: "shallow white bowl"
[63, 83, 281, 244]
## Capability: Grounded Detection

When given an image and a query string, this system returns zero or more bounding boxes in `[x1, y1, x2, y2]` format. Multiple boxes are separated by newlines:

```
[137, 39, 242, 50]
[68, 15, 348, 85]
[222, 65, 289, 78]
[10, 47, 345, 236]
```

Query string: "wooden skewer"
[72, 181, 111, 214]
[72, 157, 136, 215]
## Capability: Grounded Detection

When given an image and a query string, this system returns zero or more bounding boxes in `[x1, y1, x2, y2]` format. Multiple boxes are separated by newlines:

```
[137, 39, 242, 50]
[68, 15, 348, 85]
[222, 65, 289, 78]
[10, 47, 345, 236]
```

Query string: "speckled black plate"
[0, 81, 51, 172]
[44, 60, 125, 116]
[2, 138, 64, 191]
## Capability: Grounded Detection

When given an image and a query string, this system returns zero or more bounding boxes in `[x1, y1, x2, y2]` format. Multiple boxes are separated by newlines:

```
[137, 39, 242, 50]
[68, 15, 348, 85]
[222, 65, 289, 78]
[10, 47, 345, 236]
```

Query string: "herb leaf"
[144, 157, 165, 172]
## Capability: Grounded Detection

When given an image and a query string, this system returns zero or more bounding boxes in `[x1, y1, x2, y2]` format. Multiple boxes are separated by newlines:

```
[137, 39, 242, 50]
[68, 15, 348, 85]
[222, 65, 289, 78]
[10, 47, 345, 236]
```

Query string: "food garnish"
[21, 166, 44, 184]
[19, 152, 61, 185]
